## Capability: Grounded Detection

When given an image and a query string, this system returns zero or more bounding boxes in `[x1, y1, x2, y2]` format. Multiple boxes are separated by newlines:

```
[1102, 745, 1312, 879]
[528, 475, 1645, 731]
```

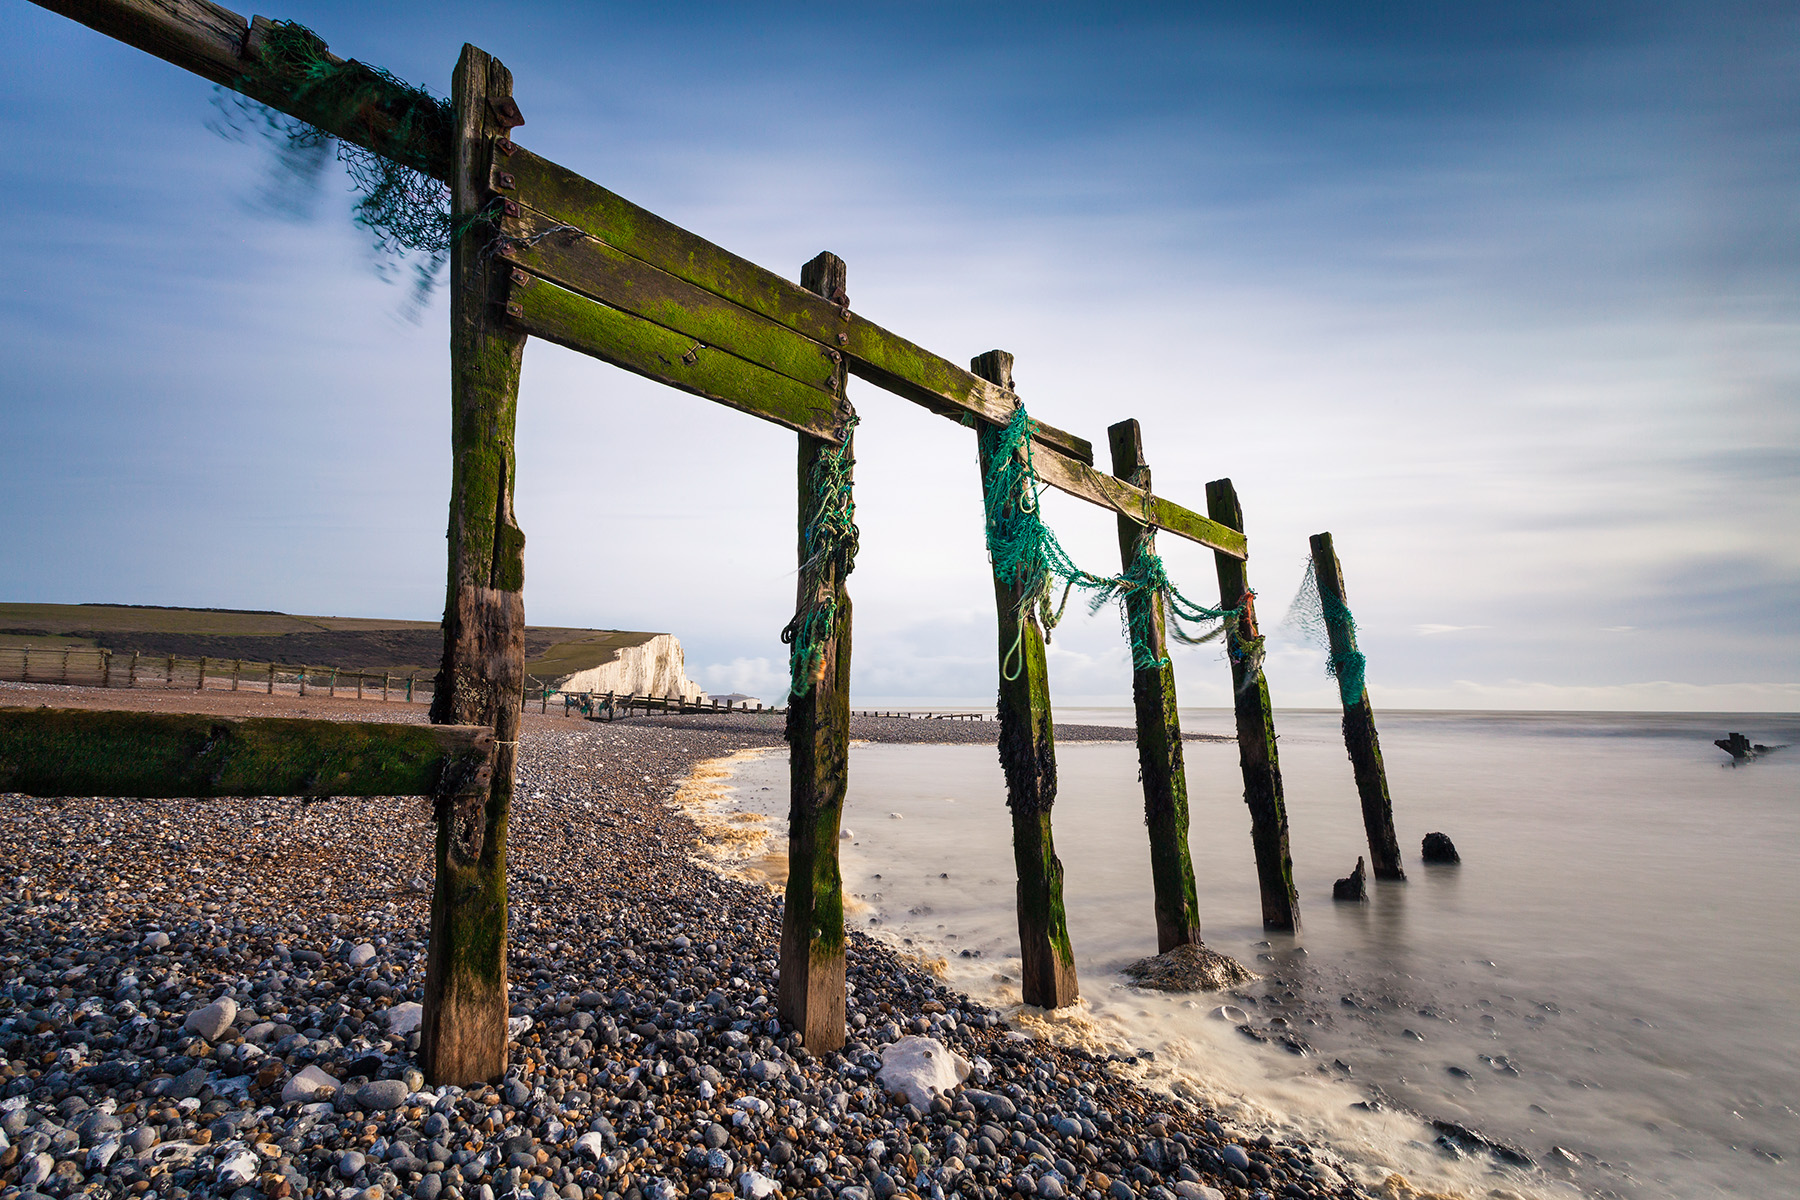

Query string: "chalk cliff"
[545, 631, 706, 700]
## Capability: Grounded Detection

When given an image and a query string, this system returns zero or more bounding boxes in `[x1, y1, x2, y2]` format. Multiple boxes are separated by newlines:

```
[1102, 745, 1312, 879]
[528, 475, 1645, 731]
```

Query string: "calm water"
[706, 710, 1800, 1199]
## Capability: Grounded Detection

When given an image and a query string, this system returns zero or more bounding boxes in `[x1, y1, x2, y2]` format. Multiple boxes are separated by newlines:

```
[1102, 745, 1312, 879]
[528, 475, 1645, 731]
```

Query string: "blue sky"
[3, 1, 1795, 709]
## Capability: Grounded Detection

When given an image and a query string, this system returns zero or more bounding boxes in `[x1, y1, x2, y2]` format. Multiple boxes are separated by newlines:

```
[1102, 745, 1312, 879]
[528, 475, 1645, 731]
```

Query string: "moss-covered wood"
[507, 273, 847, 443]
[975, 349, 1078, 1009]
[1310, 532, 1405, 882]
[502, 205, 841, 394]
[1207, 478, 1301, 934]
[0, 707, 491, 798]
[1107, 420, 1203, 953]
[777, 252, 853, 1054]
[422, 44, 525, 1090]
[1032, 444, 1246, 558]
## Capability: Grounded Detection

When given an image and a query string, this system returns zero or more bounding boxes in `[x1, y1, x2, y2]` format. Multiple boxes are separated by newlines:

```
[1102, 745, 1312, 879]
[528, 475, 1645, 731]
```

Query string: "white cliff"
[546, 632, 706, 700]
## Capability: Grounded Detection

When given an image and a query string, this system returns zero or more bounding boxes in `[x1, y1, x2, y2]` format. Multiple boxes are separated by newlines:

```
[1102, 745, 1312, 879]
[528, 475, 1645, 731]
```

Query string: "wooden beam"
[0, 708, 491, 798]
[1031, 441, 1246, 558]
[422, 43, 525, 1090]
[1108, 420, 1203, 953]
[496, 145, 1093, 462]
[1310, 531, 1405, 882]
[31, 0, 453, 180]
[975, 349, 1078, 1010]
[1207, 478, 1300, 934]
[777, 254, 854, 1055]
[501, 204, 840, 394]
[504, 272, 848, 443]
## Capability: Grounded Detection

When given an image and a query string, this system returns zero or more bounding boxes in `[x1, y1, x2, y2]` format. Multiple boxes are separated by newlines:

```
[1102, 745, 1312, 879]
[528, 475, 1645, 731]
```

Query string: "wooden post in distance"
[1108, 419, 1204, 953]
[777, 251, 852, 1054]
[1310, 532, 1405, 881]
[1206, 478, 1301, 934]
[975, 349, 1079, 1008]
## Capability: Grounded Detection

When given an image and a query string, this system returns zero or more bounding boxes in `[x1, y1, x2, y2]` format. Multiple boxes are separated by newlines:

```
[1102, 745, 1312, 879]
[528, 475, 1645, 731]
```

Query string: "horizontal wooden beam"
[1031, 443, 1248, 558]
[31, 0, 452, 180]
[500, 205, 839, 395]
[505, 272, 850, 442]
[497, 145, 1093, 463]
[0, 707, 493, 799]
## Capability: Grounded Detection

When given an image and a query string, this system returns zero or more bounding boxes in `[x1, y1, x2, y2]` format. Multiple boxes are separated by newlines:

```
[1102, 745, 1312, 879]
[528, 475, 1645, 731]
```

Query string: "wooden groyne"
[9, 0, 1419, 1078]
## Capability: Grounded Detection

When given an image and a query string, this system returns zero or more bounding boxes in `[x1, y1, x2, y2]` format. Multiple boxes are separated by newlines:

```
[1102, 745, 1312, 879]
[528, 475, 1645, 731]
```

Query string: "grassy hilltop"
[0, 603, 662, 680]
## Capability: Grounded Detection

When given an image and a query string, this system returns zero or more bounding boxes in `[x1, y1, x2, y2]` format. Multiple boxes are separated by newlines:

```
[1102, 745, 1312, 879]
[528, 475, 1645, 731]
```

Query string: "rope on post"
[780, 413, 860, 697]
[981, 405, 1242, 679]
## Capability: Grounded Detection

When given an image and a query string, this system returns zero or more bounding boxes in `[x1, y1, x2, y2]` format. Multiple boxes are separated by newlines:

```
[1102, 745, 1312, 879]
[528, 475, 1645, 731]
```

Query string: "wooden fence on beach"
[5, 0, 1412, 1084]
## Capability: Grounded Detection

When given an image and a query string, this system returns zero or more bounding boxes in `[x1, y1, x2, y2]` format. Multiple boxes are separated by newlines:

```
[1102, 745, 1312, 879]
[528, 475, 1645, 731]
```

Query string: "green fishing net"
[1283, 558, 1367, 706]
[980, 405, 1240, 679]
[213, 20, 462, 308]
[782, 416, 861, 697]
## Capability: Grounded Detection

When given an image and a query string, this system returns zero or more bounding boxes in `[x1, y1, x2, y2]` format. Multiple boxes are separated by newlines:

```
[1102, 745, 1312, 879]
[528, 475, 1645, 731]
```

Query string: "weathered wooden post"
[1206, 478, 1300, 933]
[422, 43, 529, 1088]
[1108, 419, 1203, 952]
[1310, 532, 1405, 881]
[299, 665, 308, 697]
[165, 655, 175, 687]
[128, 652, 139, 688]
[266, 662, 276, 694]
[197, 657, 207, 691]
[231, 659, 241, 691]
[975, 350, 1079, 1008]
[61, 647, 72, 684]
[778, 251, 853, 1053]
[100, 649, 112, 689]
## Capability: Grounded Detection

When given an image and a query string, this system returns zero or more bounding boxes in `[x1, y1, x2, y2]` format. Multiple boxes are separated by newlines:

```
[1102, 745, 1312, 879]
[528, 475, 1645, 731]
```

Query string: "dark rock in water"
[1121, 942, 1256, 992]
[1421, 832, 1461, 864]
[1332, 857, 1368, 901]
[1431, 1118, 1535, 1168]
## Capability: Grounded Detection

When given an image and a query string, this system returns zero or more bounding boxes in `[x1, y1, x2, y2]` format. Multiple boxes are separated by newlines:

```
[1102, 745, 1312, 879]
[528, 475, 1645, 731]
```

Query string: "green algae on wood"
[0, 708, 491, 798]
[1107, 419, 1204, 953]
[422, 43, 525, 1090]
[1310, 531, 1405, 882]
[975, 349, 1078, 1010]
[777, 252, 854, 1054]
[1207, 477, 1301, 935]
[507, 273, 847, 442]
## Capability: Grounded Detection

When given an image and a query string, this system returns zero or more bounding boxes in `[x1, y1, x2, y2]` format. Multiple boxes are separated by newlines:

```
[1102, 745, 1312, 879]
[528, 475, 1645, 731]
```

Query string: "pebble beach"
[0, 681, 1368, 1200]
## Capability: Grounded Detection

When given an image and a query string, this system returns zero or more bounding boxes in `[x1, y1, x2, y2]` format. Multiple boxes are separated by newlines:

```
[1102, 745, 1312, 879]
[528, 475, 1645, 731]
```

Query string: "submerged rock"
[1333, 856, 1368, 901]
[1122, 943, 1256, 992]
[1422, 832, 1461, 864]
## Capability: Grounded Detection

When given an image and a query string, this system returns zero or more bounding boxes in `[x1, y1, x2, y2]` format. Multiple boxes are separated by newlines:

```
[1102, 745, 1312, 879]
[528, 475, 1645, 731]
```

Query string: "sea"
[681, 709, 1800, 1199]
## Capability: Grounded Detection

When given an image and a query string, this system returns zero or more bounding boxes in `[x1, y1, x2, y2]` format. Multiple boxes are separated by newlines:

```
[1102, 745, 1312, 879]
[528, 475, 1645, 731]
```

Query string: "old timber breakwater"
[0, 3, 1454, 1200]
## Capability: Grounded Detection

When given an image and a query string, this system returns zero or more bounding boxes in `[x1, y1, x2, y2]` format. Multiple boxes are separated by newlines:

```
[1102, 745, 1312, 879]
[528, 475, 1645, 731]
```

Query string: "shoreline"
[1, 681, 1361, 1200]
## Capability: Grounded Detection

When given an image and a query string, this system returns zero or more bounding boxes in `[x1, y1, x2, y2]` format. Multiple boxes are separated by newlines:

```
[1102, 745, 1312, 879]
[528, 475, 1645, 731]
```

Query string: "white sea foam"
[689, 709, 1800, 1200]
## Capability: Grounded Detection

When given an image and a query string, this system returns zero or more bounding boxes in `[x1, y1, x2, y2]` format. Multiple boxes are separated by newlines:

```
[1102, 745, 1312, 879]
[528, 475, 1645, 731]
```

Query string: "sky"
[2, 1, 1795, 710]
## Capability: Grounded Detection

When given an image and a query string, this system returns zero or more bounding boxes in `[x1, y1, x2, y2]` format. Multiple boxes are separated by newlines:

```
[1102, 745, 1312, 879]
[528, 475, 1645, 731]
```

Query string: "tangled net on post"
[981, 405, 1242, 680]
[1283, 558, 1367, 706]
[213, 21, 470, 309]
[782, 415, 861, 698]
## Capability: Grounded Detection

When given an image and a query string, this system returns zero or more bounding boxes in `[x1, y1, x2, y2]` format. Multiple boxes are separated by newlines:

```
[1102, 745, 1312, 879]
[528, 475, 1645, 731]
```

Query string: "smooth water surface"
[714, 711, 1800, 1198]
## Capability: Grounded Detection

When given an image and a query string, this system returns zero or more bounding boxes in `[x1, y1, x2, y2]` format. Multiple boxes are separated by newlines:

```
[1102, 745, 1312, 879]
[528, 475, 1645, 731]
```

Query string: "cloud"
[1415, 624, 1490, 636]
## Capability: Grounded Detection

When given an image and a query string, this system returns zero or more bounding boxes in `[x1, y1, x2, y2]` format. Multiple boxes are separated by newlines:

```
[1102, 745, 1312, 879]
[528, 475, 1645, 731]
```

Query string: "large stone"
[383, 1003, 423, 1036]
[355, 1079, 409, 1111]
[281, 1064, 341, 1104]
[1121, 943, 1256, 992]
[347, 943, 377, 967]
[876, 1036, 971, 1109]
[183, 997, 238, 1042]
[1421, 832, 1461, 864]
